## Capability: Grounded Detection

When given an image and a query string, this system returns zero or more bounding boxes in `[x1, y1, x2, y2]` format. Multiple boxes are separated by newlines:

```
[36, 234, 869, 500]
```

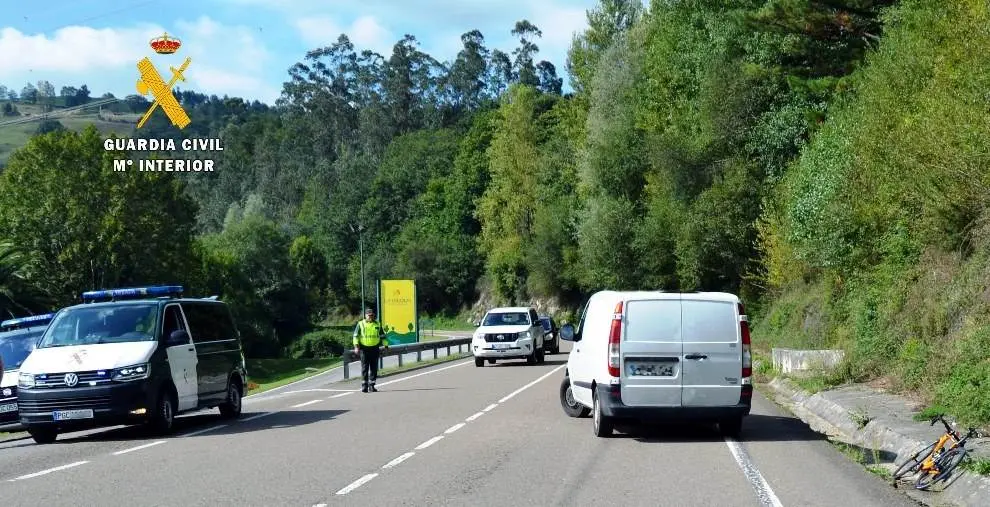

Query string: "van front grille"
[484, 333, 517, 342]
[18, 396, 114, 412]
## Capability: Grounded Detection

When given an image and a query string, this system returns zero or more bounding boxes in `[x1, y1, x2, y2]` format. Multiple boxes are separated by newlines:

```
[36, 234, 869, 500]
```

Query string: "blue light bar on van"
[0, 313, 55, 330]
[81, 285, 183, 302]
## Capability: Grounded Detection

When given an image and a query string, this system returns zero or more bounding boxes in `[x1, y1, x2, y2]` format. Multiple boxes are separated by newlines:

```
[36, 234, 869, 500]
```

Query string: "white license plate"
[627, 361, 676, 377]
[53, 409, 94, 421]
[492, 343, 512, 350]
[0, 403, 16, 414]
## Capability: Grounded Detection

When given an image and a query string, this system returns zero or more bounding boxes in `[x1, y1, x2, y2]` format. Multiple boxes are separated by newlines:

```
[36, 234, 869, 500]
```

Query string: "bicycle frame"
[920, 432, 961, 470]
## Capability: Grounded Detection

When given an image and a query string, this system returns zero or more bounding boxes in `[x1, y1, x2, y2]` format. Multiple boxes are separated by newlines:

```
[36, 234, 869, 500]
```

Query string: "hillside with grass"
[0, 101, 138, 165]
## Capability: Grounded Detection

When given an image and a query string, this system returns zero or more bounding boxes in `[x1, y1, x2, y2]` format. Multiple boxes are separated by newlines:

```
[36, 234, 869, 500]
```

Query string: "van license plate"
[0, 403, 16, 413]
[492, 343, 512, 350]
[53, 409, 94, 421]
[627, 361, 676, 377]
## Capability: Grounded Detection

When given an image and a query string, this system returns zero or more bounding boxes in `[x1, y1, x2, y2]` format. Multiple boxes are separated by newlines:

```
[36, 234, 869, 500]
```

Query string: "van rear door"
[619, 296, 682, 407]
[680, 297, 742, 407]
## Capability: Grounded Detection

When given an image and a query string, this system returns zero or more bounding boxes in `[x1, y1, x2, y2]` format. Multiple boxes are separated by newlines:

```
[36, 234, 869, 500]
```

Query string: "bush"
[287, 328, 351, 359]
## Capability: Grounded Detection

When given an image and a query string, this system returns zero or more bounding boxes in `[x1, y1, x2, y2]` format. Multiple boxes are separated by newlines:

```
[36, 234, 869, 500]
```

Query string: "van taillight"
[608, 301, 622, 377]
[739, 303, 752, 382]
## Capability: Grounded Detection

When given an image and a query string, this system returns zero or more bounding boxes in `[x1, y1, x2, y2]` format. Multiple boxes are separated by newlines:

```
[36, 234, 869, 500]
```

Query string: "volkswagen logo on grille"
[1, 388, 10, 396]
[64, 373, 79, 387]
[497, 334, 504, 340]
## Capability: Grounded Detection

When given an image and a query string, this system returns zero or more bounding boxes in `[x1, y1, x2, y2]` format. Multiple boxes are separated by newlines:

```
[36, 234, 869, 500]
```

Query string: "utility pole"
[351, 223, 366, 315]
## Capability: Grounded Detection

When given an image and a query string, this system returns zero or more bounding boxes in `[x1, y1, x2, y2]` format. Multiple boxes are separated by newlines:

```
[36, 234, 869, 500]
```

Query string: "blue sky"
[0, 0, 599, 105]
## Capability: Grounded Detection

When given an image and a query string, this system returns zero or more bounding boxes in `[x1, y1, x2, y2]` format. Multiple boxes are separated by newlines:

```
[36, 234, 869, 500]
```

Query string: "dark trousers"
[359, 345, 381, 388]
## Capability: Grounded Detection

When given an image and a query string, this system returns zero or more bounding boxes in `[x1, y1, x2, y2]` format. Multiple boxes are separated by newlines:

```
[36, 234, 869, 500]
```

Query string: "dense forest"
[1, 0, 989, 423]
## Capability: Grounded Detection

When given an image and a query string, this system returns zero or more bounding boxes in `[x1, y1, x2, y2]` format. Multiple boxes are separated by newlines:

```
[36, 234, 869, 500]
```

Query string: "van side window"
[181, 303, 218, 343]
[162, 305, 187, 342]
[206, 304, 236, 339]
[575, 299, 591, 339]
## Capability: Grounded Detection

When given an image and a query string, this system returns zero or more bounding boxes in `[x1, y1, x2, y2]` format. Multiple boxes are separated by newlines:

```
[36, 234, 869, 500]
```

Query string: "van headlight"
[18, 372, 35, 388]
[520, 331, 531, 339]
[113, 364, 150, 382]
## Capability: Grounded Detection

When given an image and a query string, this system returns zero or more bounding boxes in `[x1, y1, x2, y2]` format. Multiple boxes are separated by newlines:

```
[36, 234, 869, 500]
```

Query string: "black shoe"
[370, 386, 378, 392]
[361, 387, 368, 393]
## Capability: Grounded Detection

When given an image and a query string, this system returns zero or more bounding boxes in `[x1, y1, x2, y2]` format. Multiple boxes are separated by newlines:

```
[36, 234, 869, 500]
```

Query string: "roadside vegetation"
[1, 1, 988, 424]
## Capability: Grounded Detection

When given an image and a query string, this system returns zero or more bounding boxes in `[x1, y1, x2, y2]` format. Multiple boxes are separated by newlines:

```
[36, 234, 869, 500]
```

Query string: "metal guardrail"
[341, 337, 472, 379]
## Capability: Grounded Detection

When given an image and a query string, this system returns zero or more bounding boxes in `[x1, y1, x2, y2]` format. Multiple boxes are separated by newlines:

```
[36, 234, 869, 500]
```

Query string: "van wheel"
[560, 377, 590, 418]
[475, 357, 484, 367]
[593, 391, 614, 437]
[719, 417, 743, 438]
[526, 350, 537, 365]
[219, 380, 243, 419]
[28, 427, 58, 444]
[149, 388, 176, 435]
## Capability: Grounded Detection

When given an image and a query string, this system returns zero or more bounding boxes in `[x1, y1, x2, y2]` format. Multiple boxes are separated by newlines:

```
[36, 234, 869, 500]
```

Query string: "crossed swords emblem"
[135, 56, 192, 129]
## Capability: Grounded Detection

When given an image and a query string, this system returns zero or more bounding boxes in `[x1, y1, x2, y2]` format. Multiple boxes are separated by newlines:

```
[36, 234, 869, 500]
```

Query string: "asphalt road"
[0, 340, 920, 507]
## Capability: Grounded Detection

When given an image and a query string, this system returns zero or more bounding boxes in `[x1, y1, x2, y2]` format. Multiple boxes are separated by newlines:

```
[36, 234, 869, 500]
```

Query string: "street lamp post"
[351, 223, 366, 315]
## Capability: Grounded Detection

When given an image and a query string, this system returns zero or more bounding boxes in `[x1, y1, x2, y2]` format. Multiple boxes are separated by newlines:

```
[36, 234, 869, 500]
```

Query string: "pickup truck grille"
[484, 333, 518, 343]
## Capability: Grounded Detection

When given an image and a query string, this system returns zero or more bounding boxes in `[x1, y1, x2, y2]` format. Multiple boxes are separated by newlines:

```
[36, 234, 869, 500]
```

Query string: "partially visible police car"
[17, 286, 248, 444]
[0, 313, 55, 426]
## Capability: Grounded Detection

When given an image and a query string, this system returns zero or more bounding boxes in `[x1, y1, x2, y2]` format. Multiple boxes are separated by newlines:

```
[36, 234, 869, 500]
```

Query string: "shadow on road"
[54, 409, 348, 444]
[613, 413, 830, 443]
[376, 387, 457, 392]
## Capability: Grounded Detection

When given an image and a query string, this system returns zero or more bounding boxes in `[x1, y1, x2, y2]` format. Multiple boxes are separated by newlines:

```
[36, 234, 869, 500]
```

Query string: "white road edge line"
[181, 424, 227, 438]
[415, 435, 444, 450]
[292, 399, 323, 408]
[313, 504, 327, 507]
[382, 452, 415, 469]
[377, 360, 472, 387]
[483, 403, 498, 412]
[724, 437, 784, 507]
[445, 423, 465, 434]
[9, 461, 89, 481]
[335, 473, 379, 495]
[331, 392, 353, 399]
[285, 389, 357, 394]
[113, 440, 167, 456]
[498, 365, 565, 403]
[465, 411, 485, 422]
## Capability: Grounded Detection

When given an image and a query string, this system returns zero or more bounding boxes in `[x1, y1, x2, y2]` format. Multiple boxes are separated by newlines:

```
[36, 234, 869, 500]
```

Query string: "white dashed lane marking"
[9, 461, 89, 481]
[331, 364, 566, 497]
[180, 424, 227, 438]
[113, 440, 167, 456]
[291, 399, 322, 408]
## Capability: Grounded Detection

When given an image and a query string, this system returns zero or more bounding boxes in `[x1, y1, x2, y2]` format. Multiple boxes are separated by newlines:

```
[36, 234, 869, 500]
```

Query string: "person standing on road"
[353, 307, 389, 393]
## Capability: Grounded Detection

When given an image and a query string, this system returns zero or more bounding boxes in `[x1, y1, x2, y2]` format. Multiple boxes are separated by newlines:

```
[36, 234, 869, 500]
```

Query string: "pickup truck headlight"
[18, 372, 35, 388]
[520, 331, 531, 339]
[113, 364, 150, 382]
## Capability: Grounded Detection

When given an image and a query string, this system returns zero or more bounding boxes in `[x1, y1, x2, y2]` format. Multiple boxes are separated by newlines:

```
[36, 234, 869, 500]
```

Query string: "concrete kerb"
[764, 377, 990, 507]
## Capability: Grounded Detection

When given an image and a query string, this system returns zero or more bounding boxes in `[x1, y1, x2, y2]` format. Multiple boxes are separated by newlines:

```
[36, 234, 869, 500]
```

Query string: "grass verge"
[831, 441, 892, 481]
[246, 357, 341, 395]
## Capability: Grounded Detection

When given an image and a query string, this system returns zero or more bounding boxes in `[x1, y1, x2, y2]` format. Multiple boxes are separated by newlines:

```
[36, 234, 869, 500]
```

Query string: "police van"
[17, 286, 248, 444]
[0, 313, 55, 426]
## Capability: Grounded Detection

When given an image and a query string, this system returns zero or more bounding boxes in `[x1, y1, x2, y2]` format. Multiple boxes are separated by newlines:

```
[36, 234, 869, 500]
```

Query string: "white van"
[17, 286, 247, 444]
[558, 291, 752, 438]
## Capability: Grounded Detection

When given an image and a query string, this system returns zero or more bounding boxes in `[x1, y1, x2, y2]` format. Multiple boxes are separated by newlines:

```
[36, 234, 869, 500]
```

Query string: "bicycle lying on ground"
[891, 414, 979, 490]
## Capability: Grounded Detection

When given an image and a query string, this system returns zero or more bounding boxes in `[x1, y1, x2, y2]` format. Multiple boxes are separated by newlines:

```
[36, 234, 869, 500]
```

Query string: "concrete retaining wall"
[772, 348, 845, 374]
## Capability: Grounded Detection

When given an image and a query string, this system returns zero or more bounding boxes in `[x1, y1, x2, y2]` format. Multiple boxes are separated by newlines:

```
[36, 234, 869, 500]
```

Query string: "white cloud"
[530, 3, 587, 51]
[294, 15, 393, 55]
[192, 67, 281, 103]
[0, 24, 163, 77]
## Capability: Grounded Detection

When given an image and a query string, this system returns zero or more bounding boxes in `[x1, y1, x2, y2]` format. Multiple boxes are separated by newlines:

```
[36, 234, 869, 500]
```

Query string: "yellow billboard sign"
[379, 280, 418, 344]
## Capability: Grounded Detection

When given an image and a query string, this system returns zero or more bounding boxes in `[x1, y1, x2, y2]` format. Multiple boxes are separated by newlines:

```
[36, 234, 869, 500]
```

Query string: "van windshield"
[0, 327, 45, 370]
[483, 312, 530, 326]
[38, 304, 159, 348]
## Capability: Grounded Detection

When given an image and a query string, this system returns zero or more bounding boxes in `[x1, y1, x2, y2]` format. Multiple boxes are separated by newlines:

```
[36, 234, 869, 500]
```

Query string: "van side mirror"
[167, 330, 189, 346]
[560, 324, 578, 342]
[473, 320, 481, 327]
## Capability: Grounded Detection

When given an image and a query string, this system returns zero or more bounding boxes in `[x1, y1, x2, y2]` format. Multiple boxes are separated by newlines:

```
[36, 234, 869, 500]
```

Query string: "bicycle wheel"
[915, 448, 963, 490]
[892, 441, 936, 483]
[932, 448, 968, 483]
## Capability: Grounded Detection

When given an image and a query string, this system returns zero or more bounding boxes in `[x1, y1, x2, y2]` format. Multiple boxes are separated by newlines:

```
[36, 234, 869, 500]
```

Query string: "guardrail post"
[343, 351, 350, 379]
[379, 354, 384, 369]
[434, 347, 438, 359]
[458, 344, 462, 353]
[398, 352, 403, 367]
[447, 345, 451, 356]
[417, 350, 422, 362]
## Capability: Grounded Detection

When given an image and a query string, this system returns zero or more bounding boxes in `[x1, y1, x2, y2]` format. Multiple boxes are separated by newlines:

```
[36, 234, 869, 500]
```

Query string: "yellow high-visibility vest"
[353, 320, 385, 347]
